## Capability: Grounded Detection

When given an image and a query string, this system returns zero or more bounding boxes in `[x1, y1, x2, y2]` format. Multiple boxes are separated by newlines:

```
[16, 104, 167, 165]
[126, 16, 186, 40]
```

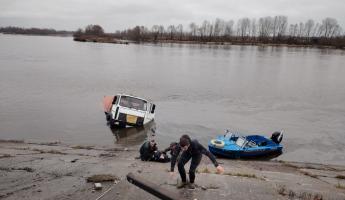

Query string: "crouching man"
[139, 139, 170, 163]
[170, 135, 224, 189]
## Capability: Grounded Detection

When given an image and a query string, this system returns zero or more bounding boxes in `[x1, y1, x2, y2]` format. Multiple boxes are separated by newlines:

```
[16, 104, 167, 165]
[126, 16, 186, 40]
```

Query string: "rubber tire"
[210, 139, 225, 148]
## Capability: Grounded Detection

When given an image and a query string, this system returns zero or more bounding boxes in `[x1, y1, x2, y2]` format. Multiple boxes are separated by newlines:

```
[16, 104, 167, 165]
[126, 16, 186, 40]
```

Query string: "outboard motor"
[271, 131, 283, 144]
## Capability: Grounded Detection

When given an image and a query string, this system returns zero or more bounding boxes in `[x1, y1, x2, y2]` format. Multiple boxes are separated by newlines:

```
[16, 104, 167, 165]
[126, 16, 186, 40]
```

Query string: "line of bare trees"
[113, 16, 344, 48]
[73, 24, 105, 37]
[0, 26, 73, 36]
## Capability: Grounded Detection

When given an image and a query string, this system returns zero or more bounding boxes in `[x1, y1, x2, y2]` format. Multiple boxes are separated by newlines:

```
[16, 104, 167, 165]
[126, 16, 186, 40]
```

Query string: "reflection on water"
[109, 121, 156, 146]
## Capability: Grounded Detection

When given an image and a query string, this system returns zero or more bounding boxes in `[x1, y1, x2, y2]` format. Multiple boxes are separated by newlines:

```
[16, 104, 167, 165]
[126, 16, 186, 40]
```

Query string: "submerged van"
[103, 94, 155, 127]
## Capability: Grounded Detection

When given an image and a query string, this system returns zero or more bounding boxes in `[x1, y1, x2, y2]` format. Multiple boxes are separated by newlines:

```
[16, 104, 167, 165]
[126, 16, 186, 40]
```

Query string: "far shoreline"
[1, 32, 343, 50]
[73, 34, 345, 50]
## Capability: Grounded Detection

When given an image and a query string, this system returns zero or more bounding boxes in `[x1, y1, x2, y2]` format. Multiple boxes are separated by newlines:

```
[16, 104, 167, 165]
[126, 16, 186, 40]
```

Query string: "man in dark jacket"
[169, 135, 224, 189]
[140, 140, 170, 163]
[139, 140, 157, 161]
[162, 142, 180, 170]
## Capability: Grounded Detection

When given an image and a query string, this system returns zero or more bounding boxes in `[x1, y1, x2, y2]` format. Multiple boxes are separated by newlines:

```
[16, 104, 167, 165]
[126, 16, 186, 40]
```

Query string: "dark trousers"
[177, 152, 202, 183]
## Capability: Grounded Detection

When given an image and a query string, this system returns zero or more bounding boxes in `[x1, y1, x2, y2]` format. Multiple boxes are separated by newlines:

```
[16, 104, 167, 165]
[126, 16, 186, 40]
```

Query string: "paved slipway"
[0, 140, 345, 200]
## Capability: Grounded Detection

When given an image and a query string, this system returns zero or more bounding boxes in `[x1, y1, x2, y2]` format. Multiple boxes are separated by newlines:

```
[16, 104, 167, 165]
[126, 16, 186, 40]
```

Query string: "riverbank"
[72, 35, 345, 50]
[1, 140, 345, 200]
[73, 35, 129, 44]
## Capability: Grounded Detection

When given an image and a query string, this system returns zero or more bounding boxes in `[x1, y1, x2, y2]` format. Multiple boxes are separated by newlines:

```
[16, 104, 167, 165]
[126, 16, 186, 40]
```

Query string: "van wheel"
[109, 119, 116, 128]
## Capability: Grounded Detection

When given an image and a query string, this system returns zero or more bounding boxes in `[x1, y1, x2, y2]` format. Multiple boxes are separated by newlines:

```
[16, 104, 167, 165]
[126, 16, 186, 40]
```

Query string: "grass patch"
[0, 167, 12, 172]
[49, 170, 73, 178]
[34, 141, 61, 146]
[31, 148, 66, 155]
[86, 174, 120, 182]
[197, 167, 265, 180]
[300, 171, 318, 179]
[201, 185, 219, 190]
[0, 154, 12, 159]
[281, 162, 300, 169]
[277, 185, 286, 195]
[0, 139, 24, 143]
[16, 167, 35, 172]
[277, 184, 323, 200]
[197, 167, 211, 174]
[223, 172, 265, 180]
[0, 167, 34, 172]
[72, 145, 94, 150]
[335, 175, 345, 179]
[46, 150, 66, 154]
[336, 183, 345, 190]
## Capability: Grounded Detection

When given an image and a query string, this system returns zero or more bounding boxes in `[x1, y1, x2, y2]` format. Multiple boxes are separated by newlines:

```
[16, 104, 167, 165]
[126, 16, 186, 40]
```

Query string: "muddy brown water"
[1, 34, 345, 165]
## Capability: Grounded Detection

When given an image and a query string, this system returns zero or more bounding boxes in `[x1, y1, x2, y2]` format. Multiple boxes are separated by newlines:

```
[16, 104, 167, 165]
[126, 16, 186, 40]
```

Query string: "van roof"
[117, 94, 150, 102]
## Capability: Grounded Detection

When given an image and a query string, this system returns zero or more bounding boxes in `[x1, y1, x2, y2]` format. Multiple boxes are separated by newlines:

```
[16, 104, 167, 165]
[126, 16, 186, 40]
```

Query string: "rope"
[94, 182, 116, 200]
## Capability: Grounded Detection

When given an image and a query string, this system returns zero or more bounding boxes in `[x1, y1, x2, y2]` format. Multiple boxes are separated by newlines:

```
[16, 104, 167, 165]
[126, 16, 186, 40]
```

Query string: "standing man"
[169, 135, 224, 189]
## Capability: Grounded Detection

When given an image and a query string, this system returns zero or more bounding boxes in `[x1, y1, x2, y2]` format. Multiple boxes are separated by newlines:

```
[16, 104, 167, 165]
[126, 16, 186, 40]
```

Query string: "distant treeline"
[108, 16, 344, 48]
[0, 26, 73, 36]
[74, 25, 105, 37]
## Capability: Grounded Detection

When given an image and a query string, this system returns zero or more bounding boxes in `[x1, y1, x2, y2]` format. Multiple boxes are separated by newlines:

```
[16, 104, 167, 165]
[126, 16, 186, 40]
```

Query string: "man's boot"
[188, 183, 196, 189]
[176, 181, 187, 189]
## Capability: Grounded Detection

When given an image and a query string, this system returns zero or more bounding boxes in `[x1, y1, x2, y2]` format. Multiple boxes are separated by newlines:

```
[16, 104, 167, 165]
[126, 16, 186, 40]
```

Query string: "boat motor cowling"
[271, 131, 283, 144]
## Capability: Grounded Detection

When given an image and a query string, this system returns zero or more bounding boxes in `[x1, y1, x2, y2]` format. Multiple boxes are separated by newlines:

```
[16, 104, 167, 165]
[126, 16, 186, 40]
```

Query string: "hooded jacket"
[170, 137, 219, 172]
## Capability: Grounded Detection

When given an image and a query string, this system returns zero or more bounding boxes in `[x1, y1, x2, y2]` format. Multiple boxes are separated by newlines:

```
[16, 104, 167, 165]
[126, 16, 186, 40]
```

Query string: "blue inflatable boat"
[208, 131, 283, 159]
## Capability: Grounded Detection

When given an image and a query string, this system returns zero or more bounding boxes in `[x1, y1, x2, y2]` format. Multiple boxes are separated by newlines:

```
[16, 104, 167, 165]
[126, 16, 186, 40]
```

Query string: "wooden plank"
[126, 173, 179, 200]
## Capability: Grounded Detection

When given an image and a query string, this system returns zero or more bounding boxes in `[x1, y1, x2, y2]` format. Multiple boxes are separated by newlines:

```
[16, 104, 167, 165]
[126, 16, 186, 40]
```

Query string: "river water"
[1, 34, 345, 165]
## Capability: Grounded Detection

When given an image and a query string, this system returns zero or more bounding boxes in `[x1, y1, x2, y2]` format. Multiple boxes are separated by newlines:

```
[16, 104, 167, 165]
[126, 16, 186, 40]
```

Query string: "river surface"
[1, 34, 345, 165]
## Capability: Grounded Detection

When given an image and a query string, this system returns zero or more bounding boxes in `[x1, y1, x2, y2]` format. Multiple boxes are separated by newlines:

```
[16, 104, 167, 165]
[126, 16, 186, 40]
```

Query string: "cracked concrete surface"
[1, 141, 345, 200]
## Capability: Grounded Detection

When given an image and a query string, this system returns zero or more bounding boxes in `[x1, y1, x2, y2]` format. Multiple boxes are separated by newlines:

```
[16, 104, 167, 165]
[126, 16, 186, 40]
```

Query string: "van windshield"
[119, 96, 147, 111]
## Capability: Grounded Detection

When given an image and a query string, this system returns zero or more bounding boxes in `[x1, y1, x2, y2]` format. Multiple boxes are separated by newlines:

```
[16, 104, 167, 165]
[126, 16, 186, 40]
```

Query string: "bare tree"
[289, 24, 298, 38]
[305, 19, 314, 39]
[297, 22, 304, 37]
[313, 22, 322, 37]
[237, 18, 250, 39]
[129, 26, 141, 41]
[224, 20, 234, 39]
[320, 18, 341, 38]
[189, 22, 198, 39]
[276, 16, 288, 39]
[250, 19, 257, 38]
[208, 21, 214, 40]
[258, 16, 273, 39]
[151, 25, 160, 41]
[167, 25, 176, 40]
[200, 20, 210, 40]
[176, 24, 183, 40]
[214, 18, 224, 38]
[84, 24, 104, 35]
[158, 25, 165, 38]
[74, 28, 83, 37]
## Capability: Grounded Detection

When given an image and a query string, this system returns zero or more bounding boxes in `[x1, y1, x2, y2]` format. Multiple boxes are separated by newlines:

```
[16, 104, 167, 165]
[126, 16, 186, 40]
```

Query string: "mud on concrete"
[0, 140, 345, 200]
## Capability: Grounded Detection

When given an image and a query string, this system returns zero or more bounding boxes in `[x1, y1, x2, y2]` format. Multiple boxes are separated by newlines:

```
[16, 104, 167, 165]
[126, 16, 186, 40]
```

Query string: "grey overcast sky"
[0, 0, 344, 32]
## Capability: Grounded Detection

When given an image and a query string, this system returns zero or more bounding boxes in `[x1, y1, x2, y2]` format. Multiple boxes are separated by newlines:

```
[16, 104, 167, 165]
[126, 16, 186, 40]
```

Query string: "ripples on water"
[0, 34, 345, 165]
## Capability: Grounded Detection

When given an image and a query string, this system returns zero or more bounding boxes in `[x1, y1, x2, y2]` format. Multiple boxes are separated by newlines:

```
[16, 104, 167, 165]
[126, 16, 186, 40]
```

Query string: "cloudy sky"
[0, 0, 344, 32]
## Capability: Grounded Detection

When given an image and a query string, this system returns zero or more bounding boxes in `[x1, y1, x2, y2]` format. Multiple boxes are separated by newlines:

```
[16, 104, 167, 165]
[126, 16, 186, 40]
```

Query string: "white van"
[104, 94, 155, 127]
